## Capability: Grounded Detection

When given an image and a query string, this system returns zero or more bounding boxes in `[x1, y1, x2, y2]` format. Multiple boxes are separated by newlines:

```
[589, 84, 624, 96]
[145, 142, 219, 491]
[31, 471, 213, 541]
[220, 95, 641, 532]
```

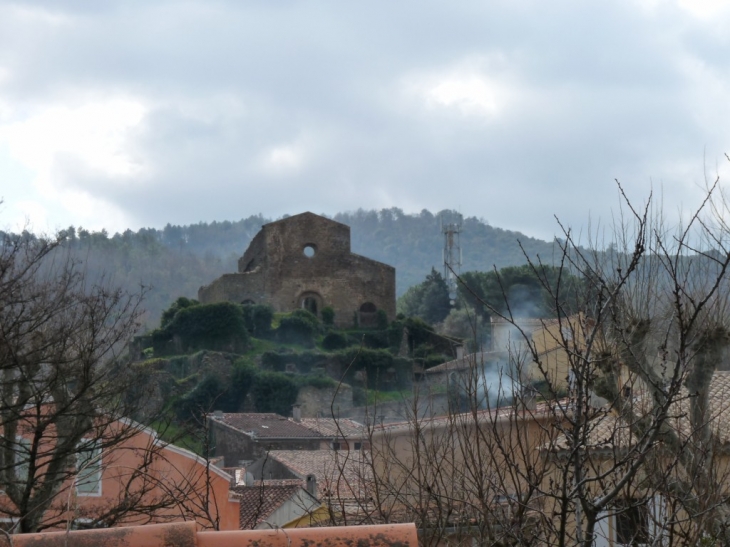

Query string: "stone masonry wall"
[198, 212, 396, 328]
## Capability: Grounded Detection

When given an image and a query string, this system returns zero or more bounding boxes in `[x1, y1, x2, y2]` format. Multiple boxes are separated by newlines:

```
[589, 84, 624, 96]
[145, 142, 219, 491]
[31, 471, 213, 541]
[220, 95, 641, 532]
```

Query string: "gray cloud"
[2, 0, 730, 239]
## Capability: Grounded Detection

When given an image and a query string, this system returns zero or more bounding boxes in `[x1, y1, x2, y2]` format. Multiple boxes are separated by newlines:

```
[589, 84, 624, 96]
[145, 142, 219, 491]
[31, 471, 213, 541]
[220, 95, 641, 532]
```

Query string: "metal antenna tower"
[441, 214, 462, 306]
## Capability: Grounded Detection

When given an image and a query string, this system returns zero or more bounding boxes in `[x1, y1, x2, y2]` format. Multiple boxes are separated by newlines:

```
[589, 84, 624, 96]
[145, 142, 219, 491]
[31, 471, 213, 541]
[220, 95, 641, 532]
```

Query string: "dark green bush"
[252, 372, 299, 415]
[322, 332, 348, 350]
[362, 331, 389, 349]
[423, 354, 450, 369]
[216, 359, 258, 411]
[261, 351, 286, 371]
[387, 321, 405, 350]
[154, 301, 249, 355]
[160, 297, 199, 328]
[298, 372, 336, 390]
[376, 309, 389, 330]
[241, 304, 274, 337]
[277, 315, 317, 346]
[291, 308, 319, 328]
[321, 307, 335, 326]
[175, 374, 222, 421]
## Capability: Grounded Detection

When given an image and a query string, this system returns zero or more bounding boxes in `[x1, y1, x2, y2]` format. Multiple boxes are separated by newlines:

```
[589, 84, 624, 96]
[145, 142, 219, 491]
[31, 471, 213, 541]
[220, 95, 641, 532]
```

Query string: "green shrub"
[241, 304, 274, 336]
[298, 372, 336, 390]
[376, 309, 389, 330]
[154, 301, 249, 355]
[175, 374, 223, 421]
[321, 307, 335, 326]
[362, 331, 389, 349]
[160, 297, 199, 328]
[291, 308, 319, 328]
[261, 351, 286, 371]
[322, 332, 348, 351]
[216, 359, 258, 411]
[277, 315, 317, 346]
[423, 354, 450, 369]
[387, 321, 405, 350]
[252, 372, 299, 415]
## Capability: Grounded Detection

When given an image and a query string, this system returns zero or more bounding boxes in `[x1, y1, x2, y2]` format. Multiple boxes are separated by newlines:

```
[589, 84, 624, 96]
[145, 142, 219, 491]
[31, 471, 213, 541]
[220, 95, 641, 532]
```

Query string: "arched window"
[298, 292, 323, 317]
[303, 297, 318, 315]
[359, 302, 377, 327]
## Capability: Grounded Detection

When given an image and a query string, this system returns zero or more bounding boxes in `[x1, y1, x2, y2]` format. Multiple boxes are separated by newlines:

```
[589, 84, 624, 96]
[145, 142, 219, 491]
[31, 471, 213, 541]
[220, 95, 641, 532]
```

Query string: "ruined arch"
[298, 291, 323, 316]
[359, 302, 378, 327]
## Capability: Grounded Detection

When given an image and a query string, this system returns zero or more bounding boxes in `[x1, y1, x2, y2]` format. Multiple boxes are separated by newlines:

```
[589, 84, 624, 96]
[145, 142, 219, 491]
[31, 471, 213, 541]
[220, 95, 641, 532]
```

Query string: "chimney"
[244, 471, 255, 487]
[305, 474, 317, 497]
[292, 404, 302, 422]
[213, 410, 223, 419]
[455, 344, 465, 360]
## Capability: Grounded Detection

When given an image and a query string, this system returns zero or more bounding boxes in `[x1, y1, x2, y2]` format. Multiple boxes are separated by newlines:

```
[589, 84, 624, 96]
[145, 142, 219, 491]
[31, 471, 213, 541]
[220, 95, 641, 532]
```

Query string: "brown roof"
[233, 480, 315, 528]
[550, 371, 730, 452]
[212, 413, 322, 438]
[424, 351, 502, 373]
[376, 398, 571, 434]
[297, 417, 364, 438]
[267, 449, 373, 501]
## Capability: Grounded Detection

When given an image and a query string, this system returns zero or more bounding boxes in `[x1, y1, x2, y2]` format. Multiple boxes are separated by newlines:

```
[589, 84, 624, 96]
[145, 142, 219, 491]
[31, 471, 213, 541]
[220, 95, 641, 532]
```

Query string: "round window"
[303, 245, 316, 258]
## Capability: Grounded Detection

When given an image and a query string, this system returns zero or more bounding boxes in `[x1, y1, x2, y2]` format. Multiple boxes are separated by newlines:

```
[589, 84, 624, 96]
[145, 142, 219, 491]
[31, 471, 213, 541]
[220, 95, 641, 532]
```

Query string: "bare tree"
[0, 229, 228, 532]
[354, 177, 730, 546]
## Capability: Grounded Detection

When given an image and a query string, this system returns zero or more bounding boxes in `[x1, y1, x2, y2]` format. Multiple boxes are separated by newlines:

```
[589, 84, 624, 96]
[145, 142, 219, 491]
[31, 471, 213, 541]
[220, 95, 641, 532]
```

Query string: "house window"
[76, 440, 102, 496]
[15, 437, 31, 484]
[354, 442, 362, 451]
[615, 500, 649, 545]
[0, 437, 30, 494]
[331, 442, 341, 451]
[0, 519, 17, 533]
[70, 518, 95, 530]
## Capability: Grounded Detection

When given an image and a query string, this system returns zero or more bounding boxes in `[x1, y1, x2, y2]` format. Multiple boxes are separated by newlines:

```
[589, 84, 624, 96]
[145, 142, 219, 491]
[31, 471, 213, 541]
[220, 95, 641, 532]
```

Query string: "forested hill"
[26, 209, 556, 327]
[334, 209, 556, 290]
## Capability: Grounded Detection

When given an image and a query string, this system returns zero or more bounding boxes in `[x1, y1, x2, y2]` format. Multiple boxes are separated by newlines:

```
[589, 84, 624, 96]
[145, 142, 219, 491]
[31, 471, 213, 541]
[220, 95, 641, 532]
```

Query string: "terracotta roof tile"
[376, 398, 569, 435]
[213, 413, 322, 438]
[233, 480, 313, 528]
[297, 417, 364, 438]
[550, 371, 730, 452]
[267, 449, 373, 501]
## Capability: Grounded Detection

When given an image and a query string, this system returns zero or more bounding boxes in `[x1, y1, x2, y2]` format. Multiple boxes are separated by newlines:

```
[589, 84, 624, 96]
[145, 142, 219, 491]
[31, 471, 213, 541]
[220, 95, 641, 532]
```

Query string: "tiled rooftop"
[233, 480, 313, 528]
[298, 417, 364, 438]
[375, 398, 569, 435]
[550, 371, 730, 452]
[267, 449, 373, 501]
[212, 413, 322, 438]
[424, 351, 501, 373]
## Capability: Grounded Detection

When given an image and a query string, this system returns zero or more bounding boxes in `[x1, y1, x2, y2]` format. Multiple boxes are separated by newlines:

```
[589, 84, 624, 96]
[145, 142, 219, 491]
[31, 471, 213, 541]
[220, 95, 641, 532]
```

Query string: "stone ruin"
[198, 212, 396, 328]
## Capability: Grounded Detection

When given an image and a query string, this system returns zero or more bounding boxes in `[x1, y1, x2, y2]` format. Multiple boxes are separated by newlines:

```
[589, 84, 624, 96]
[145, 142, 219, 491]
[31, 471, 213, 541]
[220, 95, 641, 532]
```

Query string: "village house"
[248, 449, 374, 524]
[208, 411, 366, 467]
[0, 419, 240, 532]
[233, 479, 327, 529]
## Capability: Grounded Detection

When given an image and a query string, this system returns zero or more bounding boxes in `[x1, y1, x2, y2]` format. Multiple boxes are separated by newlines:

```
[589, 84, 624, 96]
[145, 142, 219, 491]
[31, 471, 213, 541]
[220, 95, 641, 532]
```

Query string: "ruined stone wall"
[198, 212, 396, 328]
[295, 384, 354, 418]
[237, 229, 268, 274]
[198, 270, 267, 304]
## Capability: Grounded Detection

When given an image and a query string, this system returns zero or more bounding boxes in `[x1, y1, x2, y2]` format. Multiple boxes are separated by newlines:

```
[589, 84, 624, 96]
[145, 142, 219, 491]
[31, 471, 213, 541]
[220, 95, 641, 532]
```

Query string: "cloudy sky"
[1, 0, 730, 240]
